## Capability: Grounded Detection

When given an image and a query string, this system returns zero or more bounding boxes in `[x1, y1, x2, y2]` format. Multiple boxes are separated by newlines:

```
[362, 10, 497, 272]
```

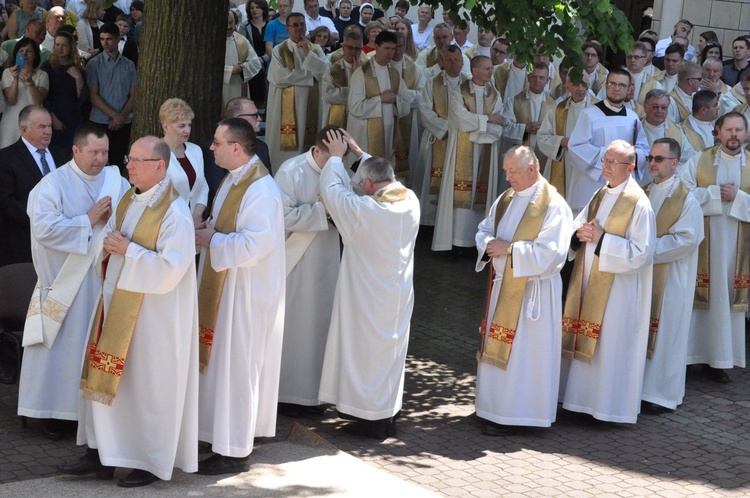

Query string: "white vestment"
[667, 86, 692, 124]
[390, 56, 425, 182]
[318, 157, 420, 420]
[416, 71, 463, 225]
[198, 160, 286, 457]
[414, 46, 472, 81]
[275, 151, 339, 406]
[223, 32, 262, 107]
[661, 73, 678, 93]
[18, 162, 128, 421]
[559, 178, 655, 423]
[474, 180, 573, 427]
[432, 82, 503, 250]
[641, 119, 696, 166]
[267, 38, 330, 172]
[567, 102, 650, 215]
[681, 150, 750, 368]
[681, 115, 714, 152]
[719, 83, 746, 115]
[346, 59, 411, 165]
[77, 180, 199, 480]
[642, 176, 703, 409]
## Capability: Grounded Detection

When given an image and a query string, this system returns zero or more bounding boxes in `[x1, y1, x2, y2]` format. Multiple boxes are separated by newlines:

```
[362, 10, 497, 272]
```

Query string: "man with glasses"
[681, 89, 719, 153]
[267, 11, 330, 171]
[641, 138, 703, 414]
[559, 139, 655, 424]
[568, 68, 649, 216]
[667, 61, 702, 124]
[680, 112, 750, 384]
[322, 27, 364, 129]
[641, 89, 695, 167]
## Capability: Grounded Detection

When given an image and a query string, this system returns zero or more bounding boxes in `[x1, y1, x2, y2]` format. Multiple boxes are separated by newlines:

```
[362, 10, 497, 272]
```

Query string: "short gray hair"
[18, 104, 49, 128]
[359, 156, 395, 183]
[504, 145, 540, 171]
[644, 88, 670, 104]
[607, 139, 636, 165]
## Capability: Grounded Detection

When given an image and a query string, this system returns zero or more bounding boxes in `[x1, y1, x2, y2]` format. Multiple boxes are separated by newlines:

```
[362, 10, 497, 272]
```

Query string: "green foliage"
[390, 0, 633, 83]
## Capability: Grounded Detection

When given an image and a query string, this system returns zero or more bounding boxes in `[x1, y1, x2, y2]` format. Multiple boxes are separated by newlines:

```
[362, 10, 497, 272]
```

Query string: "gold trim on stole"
[279, 40, 319, 151]
[327, 60, 349, 128]
[429, 73, 451, 194]
[549, 100, 568, 198]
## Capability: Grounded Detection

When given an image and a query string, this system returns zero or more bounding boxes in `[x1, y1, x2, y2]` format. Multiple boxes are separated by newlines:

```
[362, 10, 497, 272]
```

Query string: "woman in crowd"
[393, 18, 418, 60]
[697, 31, 719, 56]
[699, 42, 722, 65]
[240, 0, 268, 108]
[357, 3, 374, 40]
[159, 98, 208, 227]
[362, 22, 381, 54]
[40, 31, 88, 151]
[309, 25, 331, 52]
[413, 4, 434, 51]
[6, 0, 42, 40]
[130, 1, 144, 43]
[1, 37, 48, 148]
[76, 0, 105, 58]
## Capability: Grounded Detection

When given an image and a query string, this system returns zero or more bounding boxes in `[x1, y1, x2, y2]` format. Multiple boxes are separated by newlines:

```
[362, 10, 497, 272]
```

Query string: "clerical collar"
[339, 16, 351, 21]
[515, 179, 542, 198]
[717, 148, 746, 167]
[134, 178, 169, 207]
[605, 177, 629, 194]
[650, 174, 678, 196]
[230, 155, 260, 184]
[471, 81, 487, 93]
[597, 100, 626, 116]
[305, 148, 322, 173]
[643, 119, 665, 132]
[70, 159, 99, 181]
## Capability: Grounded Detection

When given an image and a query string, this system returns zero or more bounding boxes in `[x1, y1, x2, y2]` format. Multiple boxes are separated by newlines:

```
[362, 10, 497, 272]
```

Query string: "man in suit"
[0, 105, 69, 267]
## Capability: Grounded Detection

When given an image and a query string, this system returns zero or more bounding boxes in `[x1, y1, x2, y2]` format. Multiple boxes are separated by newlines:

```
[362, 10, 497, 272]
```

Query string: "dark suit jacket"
[202, 138, 272, 213]
[0, 139, 70, 266]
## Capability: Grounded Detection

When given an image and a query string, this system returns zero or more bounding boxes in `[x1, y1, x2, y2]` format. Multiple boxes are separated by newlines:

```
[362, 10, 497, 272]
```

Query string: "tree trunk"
[132, 0, 229, 144]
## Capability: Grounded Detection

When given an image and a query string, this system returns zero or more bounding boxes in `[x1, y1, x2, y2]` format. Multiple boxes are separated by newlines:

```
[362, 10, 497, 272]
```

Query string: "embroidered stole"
[80, 183, 180, 406]
[279, 40, 319, 151]
[454, 80, 497, 211]
[362, 59, 401, 165]
[328, 59, 349, 128]
[478, 182, 554, 370]
[394, 56, 417, 177]
[647, 180, 689, 358]
[429, 73, 451, 194]
[549, 100, 569, 198]
[198, 162, 269, 373]
[425, 46, 439, 68]
[562, 180, 642, 363]
[371, 181, 408, 203]
[731, 83, 747, 107]
[694, 146, 750, 311]
[663, 120, 683, 147]
[669, 88, 691, 122]
[682, 119, 709, 151]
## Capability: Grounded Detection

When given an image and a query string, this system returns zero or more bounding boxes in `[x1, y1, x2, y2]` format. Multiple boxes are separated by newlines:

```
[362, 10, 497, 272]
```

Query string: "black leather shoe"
[641, 401, 674, 415]
[197, 454, 249, 475]
[58, 449, 114, 479]
[343, 419, 392, 440]
[703, 365, 731, 383]
[117, 469, 160, 488]
[482, 421, 510, 437]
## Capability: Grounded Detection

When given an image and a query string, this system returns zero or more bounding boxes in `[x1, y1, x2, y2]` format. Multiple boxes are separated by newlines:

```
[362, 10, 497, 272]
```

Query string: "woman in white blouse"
[76, 0, 105, 57]
[159, 98, 208, 227]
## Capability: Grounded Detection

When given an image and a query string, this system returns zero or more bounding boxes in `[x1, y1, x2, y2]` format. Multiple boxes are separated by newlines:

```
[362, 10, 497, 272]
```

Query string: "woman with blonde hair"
[159, 98, 208, 227]
[393, 18, 417, 60]
[76, 0, 105, 57]
[362, 21, 382, 54]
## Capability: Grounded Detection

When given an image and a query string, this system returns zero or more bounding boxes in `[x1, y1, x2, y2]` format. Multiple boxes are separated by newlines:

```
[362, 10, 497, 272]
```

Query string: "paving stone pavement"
[2, 229, 750, 497]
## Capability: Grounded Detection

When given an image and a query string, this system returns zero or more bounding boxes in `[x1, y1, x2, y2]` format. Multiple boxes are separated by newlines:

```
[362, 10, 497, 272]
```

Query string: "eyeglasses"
[601, 156, 631, 166]
[287, 22, 306, 28]
[236, 112, 260, 119]
[687, 77, 703, 83]
[212, 140, 238, 147]
[606, 81, 629, 89]
[646, 104, 669, 111]
[583, 52, 598, 58]
[124, 156, 160, 164]
[625, 55, 646, 60]
[646, 155, 677, 163]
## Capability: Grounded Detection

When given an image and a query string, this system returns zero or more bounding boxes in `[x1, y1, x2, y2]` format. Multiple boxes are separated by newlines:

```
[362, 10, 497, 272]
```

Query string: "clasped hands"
[576, 219, 604, 245]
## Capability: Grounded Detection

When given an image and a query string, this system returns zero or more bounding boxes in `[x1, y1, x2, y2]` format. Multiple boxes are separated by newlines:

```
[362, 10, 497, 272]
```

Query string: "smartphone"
[15, 52, 25, 70]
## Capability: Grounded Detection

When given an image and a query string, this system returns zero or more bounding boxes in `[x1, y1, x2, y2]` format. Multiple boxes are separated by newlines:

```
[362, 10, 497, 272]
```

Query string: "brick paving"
[2, 229, 750, 496]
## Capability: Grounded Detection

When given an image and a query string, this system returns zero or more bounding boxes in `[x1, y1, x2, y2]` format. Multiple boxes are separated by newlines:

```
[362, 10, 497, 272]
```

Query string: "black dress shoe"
[58, 449, 114, 479]
[641, 401, 674, 415]
[703, 365, 731, 383]
[482, 421, 510, 437]
[117, 469, 160, 488]
[197, 454, 249, 475]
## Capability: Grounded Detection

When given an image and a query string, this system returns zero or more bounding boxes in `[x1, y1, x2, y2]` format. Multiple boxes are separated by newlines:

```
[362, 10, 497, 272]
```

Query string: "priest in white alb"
[474, 146, 573, 436]
[63, 137, 199, 488]
[640, 138, 703, 413]
[680, 112, 750, 384]
[224, 10, 262, 106]
[559, 139, 655, 424]
[195, 118, 286, 475]
[19, 125, 128, 439]
[318, 129, 420, 440]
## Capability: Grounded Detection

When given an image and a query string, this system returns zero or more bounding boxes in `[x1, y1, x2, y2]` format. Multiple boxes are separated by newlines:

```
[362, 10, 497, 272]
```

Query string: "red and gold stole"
[694, 146, 750, 312]
[198, 161, 269, 373]
[80, 182, 180, 406]
[478, 182, 554, 370]
[562, 179, 643, 363]
[647, 180, 689, 358]
[279, 40, 319, 151]
[362, 58, 400, 161]
[454, 79, 498, 211]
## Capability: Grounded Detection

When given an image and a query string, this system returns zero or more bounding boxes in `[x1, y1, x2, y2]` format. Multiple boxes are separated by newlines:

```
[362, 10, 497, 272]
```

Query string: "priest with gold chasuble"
[474, 147, 572, 436]
[559, 140, 656, 424]
[680, 112, 750, 384]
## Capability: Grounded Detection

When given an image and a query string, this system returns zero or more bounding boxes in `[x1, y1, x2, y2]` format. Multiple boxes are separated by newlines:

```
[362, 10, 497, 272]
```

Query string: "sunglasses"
[646, 155, 677, 163]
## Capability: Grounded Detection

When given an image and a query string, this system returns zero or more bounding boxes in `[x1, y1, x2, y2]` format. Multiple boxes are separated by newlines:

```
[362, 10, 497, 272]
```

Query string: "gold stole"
[394, 57, 417, 177]
[562, 180, 642, 363]
[362, 59, 401, 163]
[233, 32, 249, 66]
[454, 80, 497, 211]
[371, 181, 408, 203]
[663, 120, 683, 147]
[80, 183, 180, 406]
[429, 73, 450, 194]
[513, 93, 533, 147]
[478, 183, 554, 370]
[731, 83, 747, 107]
[198, 162, 269, 373]
[669, 89, 691, 122]
[694, 146, 750, 312]
[682, 118, 708, 151]
[549, 100, 569, 198]
[493, 62, 510, 98]
[425, 46, 439, 68]
[279, 40, 319, 151]
[327, 60, 349, 128]
[647, 180, 689, 358]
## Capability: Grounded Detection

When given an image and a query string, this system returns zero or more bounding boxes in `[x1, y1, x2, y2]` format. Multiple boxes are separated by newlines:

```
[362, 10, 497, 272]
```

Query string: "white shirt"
[22, 137, 57, 176]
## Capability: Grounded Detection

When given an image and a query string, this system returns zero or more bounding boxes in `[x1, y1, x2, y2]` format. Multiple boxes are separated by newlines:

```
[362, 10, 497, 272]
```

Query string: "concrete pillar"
[657, 0, 685, 39]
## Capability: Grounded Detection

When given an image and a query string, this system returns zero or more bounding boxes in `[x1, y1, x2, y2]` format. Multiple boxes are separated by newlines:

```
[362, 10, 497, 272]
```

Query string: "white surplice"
[317, 157, 420, 420]
[559, 177, 655, 423]
[432, 82, 503, 250]
[416, 71, 464, 225]
[77, 180, 199, 480]
[223, 32, 262, 106]
[474, 180, 573, 427]
[681, 150, 750, 368]
[641, 119, 696, 166]
[198, 160, 286, 457]
[18, 162, 129, 421]
[165, 141, 209, 216]
[275, 151, 339, 406]
[267, 38, 330, 171]
[641, 176, 703, 409]
[346, 59, 411, 165]
[414, 46, 472, 81]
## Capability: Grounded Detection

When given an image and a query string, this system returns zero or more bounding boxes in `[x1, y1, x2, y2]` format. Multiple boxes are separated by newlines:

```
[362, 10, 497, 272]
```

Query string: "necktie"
[37, 149, 50, 175]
